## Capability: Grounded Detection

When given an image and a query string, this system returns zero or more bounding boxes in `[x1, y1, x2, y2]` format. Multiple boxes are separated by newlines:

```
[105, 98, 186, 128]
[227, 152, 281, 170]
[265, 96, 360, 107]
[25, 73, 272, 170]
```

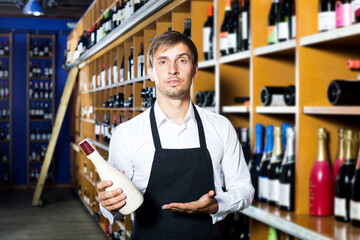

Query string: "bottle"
[120, 50, 125, 82]
[137, 42, 145, 78]
[248, 123, 263, 201]
[241, 0, 250, 51]
[268, 126, 283, 206]
[283, 85, 295, 106]
[268, 0, 280, 45]
[353, 0, 360, 23]
[111, 115, 118, 135]
[279, 127, 295, 211]
[4, 40, 9, 56]
[240, 128, 251, 164]
[336, 0, 352, 28]
[220, 0, 232, 56]
[335, 129, 356, 222]
[259, 125, 274, 202]
[79, 138, 144, 215]
[260, 86, 287, 106]
[33, 41, 39, 56]
[203, 4, 214, 60]
[327, 80, 360, 105]
[95, 116, 100, 141]
[101, 64, 106, 87]
[277, 0, 291, 42]
[128, 47, 134, 80]
[0, 41, 4, 56]
[350, 131, 360, 227]
[310, 127, 334, 216]
[347, 59, 360, 70]
[291, 0, 296, 39]
[113, 56, 118, 84]
[333, 127, 345, 185]
[228, 0, 240, 54]
[318, 0, 336, 32]
[268, 226, 279, 240]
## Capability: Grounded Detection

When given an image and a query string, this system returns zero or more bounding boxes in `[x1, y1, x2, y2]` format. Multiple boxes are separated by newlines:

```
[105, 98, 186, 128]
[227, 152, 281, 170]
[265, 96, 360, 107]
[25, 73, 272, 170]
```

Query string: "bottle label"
[101, 70, 106, 87]
[242, 12, 248, 40]
[278, 21, 289, 41]
[92, 74, 96, 89]
[113, 66, 118, 83]
[203, 27, 211, 54]
[318, 12, 336, 32]
[220, 32, 228, 53]
[267, 25, 277, 44]
[279, 183, 290, 207]
[292, 16, 296, 39]
[336, 2, 352, 27]
[120, 68, 124, 82]
[350, 200, 360, 220]
[227, 32, 237, 50]
[95, 124, 100, 135]
[259, 176, 268, 200]
[334, 197, 346, 217]
[108, 67, 112, 85]
[270, 94, 286, 107]
[268, 179, 279, 202]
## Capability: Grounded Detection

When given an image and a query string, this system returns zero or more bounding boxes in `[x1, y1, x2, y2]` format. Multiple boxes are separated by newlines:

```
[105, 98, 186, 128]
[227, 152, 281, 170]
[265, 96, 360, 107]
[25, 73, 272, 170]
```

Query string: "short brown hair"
[147, 31, 198, 69]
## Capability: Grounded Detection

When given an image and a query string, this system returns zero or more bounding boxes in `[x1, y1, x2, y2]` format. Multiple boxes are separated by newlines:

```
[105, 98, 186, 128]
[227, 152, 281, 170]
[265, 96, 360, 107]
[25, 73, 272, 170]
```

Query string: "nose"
[168, 61, 179, 76]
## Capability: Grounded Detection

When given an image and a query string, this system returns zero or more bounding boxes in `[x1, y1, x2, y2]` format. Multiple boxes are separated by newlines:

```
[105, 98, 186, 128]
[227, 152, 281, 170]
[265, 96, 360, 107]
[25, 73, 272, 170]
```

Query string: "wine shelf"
[117, 221, 132, 238]
[254, 39, 296, 56]
[0, 161, 9, 165]
[29, 56, 52, 60]
[198, 60, 216, 69]
[29, 78, 52, 81]
[256, 106, 296, 114]
[220, 50, 251, 64]
[301, 24, 360, 47]
[0, 119, 10, 122]
[81, 170, 96, 187]
[222, 105, 249, 113]
[303, 106, 360, 115]
[29, 119, 52, 122]
[77, 191, 95, 216]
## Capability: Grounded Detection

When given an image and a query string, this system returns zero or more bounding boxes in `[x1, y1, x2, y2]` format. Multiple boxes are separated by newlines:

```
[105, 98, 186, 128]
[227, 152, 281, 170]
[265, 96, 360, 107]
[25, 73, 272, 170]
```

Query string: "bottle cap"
[344, 129, 353, 141]
[255, 123, 263, 134]
[266, 125, 274, 135]
[338, 127, 344, 138]
[318, 127, 327, 139]
[274, 126, 281, 136]
[207, 4, 213, 17]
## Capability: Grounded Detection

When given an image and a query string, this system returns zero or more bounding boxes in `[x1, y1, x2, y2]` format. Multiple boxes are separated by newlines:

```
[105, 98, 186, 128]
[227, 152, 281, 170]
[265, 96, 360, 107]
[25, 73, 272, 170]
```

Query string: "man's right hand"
[96, 180, 127, 216]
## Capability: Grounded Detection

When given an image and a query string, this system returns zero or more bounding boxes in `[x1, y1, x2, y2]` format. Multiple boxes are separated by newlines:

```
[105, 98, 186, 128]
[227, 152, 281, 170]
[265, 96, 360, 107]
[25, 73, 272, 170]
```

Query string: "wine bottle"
[241, 0, 250, 51]
[268, 126, 283, 206]
[113, 55, 118, 84]
[309, 127, 334, 216]
[354, 0, 360, 23]
[79, 139, 144, 215]
[279, 126, 295, 211]
[260, 86, 286, 106]
[120, 50, 125, 82]
[95, 116, 100, 140]
[283, 85, 295, 106]
[203, 4, 214, 60]
[0, 41, 4, 56]
[128, 46, 134, 80]
[333, 127, 345, 185]
[228, 0, 240, 54]
[318, 0, 336, 32]
[220, 0, 232, 56]
[350, 131, 360, 227]
[327, 80, 360, 105]
[336, 0, 352, 28]
[240, 128, 251, 164]
[137, 42, 145, 78]
[268, 0, 280, 45]
[277, 0, 291, 42]
[335, 129, 356, 222]
[248, 123, 264, 201]
[281, 123, 291, 151]
[259, 125, 274, 202]
[290, 0, 296, 39]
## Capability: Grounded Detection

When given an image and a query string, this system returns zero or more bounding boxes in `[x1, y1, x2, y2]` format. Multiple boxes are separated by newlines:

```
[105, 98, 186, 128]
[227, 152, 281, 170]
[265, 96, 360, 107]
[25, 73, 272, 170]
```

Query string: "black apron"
[130, 104, 221, 240]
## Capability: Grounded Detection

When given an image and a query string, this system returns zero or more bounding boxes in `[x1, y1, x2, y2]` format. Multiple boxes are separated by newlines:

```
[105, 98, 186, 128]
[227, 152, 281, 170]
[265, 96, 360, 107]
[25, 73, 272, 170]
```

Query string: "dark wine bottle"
[333, 127, 345, 187]
[267, 0, 280, 45]
[260, 86, 286, 106]
[248, 123, 264, 201]
[259, 125, 274, 202]
[220, 0, 232, 56]
[137, 42, 145, 78]
[277, 0, 291, 42]
[120, 50, 125, 82]
[240, 128, 251, 164]
[318, 0, 336, 32]
[95, 116, 100, 140]
[283, 85, 295, 106]
[228, 0, 240, 54]
[290, 0, 296, 39]
[203, 4, 214, 60]
[268, 126, 283, 206]
[335, 129, 356, 222]
[327, 80, 360, 105]
[350, 131, 360, 227]
[241, 0, 250, 51]
[279, 126, 295, 211]
[127, 46, 134, 80]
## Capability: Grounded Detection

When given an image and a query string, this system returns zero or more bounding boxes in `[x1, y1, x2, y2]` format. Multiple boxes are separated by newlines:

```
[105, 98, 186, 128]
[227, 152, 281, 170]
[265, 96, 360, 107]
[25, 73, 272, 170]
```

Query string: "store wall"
[0, 17, 73, 186]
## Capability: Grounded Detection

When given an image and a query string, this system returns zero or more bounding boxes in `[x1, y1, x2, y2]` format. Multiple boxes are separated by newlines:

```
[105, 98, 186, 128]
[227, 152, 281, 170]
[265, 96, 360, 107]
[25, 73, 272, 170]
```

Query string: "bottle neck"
[344, 138, 355, 164]
[316, 138, 328, 162]
[336, 136, 344, 160]
[283, 134, 295, 164]
[270, 134, 283, 163]
[254, 132, 263, 154]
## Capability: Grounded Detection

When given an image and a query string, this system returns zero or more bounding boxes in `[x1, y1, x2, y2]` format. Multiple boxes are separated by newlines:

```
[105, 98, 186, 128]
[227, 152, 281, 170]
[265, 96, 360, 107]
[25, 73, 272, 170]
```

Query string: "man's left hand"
[162, 190, 218, 214]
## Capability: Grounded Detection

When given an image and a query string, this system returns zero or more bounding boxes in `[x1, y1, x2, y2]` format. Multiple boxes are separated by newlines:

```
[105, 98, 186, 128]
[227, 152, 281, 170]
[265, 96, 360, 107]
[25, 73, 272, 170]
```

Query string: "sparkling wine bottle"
[333, 127, 345, 186]
[350, 131, 360, 227]
[79, 138, 144, 215]
[335, 129, 356, 222]
[309, 127, 334, 216]
[259, 125, 273, 202]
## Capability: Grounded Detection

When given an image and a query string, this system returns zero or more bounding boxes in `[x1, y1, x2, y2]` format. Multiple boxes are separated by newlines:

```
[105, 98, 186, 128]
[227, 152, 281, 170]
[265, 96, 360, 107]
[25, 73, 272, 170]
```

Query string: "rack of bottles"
[0, 33, 12, 188]
[67, 0, 360, 239]
[26, 34, 55, 187]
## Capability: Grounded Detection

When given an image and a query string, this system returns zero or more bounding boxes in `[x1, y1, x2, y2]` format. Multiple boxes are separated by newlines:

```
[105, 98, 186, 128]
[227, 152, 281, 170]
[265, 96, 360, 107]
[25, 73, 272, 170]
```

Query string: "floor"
[0, 187, 108, 240]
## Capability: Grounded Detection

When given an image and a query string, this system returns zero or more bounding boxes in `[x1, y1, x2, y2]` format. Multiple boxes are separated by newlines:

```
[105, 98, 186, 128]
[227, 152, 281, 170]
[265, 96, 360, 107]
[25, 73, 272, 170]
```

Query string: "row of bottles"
[29, 165, 52, 182]
[29, 81, 53, 99]
[0, 40, 10, 56]
[0, 61, 9, 78]
[260, 85, 296, 106]
[249, 123, 295, 211]
[0, 106, 10, 119]
[29, 124, 52, 141]
[0, 166, 9, 183]
[29, 102, 52, 120]
[195, 91, 216, 107]
[29, 145, 47, 162]
[0, 81, 9, 98]
[310, 127, 360, 227]
[95, 114, 126, 144]
[0, 145, 9, 162]
[29, 40, 53, 57]
[0, 123, 10, 141]
[29, 61, 53, 79]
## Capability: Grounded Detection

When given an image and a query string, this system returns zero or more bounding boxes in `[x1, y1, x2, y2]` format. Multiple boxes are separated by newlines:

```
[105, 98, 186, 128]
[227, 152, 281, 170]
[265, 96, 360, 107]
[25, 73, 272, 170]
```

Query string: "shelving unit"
[67, 0, 360, 239]
[26, 34, 56, 187]
[0, 33, 12, 188]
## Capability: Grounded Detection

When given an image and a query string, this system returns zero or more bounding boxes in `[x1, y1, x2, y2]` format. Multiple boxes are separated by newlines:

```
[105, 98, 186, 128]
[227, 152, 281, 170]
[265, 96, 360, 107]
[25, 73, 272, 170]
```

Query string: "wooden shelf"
[29, 140, 49, 143]
[80, 118, 95, 124]
[256, 106, 296, 114]
[0, 119, 10, 122]
[29, 98, 53, 101]
[301, 24, 360, 46]
[81, 170, 96, 187]
[303, 106, 360, 115]
[198, 60, 216, 69]
[0, 77, 9, 80]
[29, 56, 52, 60]
[0, 55, 9, 58]
[116, 221, 132, 238]
[29, 119, 52, 122]
[222, 105, 249, 113]
[220, 50, 251, 64]
[254, 40, 296, 56]
[0, 98, 10, 101]
[242, 202, 360, 240]
[29, 78, 52, 81]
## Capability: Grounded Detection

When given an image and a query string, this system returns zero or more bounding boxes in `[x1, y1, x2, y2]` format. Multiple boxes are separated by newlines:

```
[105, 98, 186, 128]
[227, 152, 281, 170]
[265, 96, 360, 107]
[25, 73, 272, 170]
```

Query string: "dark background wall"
[0, 17, 73, 186]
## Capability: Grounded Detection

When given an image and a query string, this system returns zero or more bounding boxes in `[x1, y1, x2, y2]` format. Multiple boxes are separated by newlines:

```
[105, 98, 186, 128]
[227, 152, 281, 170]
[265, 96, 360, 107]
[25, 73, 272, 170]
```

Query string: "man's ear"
[192, 63, 198, 79]
[148, 66, 155, 82]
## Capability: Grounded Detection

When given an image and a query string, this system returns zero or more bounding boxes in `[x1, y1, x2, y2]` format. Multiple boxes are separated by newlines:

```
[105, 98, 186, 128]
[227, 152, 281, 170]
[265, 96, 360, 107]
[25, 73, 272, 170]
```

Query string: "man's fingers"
[96, 180, 113, 192]
[98, 188, 123, 202]
[103, 193, 127, 208]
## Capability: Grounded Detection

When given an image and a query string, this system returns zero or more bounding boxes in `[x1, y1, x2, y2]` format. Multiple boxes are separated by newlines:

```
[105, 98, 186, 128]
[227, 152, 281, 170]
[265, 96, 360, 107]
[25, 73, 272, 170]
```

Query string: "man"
[97, 31, 254, 239]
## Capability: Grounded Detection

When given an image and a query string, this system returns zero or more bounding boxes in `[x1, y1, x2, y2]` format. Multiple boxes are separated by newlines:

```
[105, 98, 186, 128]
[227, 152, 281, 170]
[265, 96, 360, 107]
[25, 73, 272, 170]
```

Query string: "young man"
[97, 31, 254, 239]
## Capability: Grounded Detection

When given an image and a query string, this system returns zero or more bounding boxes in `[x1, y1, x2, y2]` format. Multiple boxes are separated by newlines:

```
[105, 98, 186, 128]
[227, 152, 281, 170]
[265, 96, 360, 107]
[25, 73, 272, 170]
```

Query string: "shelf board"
[29, 160, 43, 164]
[0, 118, 9, 122]
[29, 78, 52, 81]
[29, 140, 49, 143]
[30, 98, 53, 101]
[67, 0, 171, 70]
[29, 56, 52, 60]
[0, 161, 9, 164]
[81, 170, 96, 187]
[242, 202, 360, 240]
[76, 192, 94, 216]
[254, 40, 296, 56]
[256, 106, 296, 114]
[0, 77, 9, 80]
[116, 221, 131, 238]
[80, 118, 95, 124]
[198, 60, 216, 69]
[220, 50, 251, 64]
[222, 105, 249, 113]
[301, 24, 360, 46]
[0, 98, 10, 101]
[303, 106, 360, 115]
[0, 55, 9, 58]
[29, 119, 52, 122]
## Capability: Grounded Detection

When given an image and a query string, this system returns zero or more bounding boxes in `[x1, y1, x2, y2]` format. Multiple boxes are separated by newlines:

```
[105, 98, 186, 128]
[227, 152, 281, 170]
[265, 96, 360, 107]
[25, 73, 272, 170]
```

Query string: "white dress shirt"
[100, 101, 254, 224]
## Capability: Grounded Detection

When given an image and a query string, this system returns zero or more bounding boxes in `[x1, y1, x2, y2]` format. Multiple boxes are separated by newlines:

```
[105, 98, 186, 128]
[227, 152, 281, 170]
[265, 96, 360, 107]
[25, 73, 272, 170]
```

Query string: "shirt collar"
[154, 100, 196, 128]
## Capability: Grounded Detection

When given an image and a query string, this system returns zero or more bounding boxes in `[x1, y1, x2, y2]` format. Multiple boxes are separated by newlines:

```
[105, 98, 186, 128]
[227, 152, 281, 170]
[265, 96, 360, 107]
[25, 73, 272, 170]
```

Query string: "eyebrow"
[155, 53, 191, 62]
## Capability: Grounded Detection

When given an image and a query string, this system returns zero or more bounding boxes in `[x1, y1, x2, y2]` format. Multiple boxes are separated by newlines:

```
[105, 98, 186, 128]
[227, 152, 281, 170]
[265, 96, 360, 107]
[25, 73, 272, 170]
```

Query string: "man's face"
[148, 42, 198, 100]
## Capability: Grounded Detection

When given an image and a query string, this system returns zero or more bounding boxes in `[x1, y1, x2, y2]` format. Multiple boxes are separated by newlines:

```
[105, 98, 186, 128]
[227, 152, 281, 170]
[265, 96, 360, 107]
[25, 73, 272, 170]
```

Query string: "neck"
[157, 96, 191, 126]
